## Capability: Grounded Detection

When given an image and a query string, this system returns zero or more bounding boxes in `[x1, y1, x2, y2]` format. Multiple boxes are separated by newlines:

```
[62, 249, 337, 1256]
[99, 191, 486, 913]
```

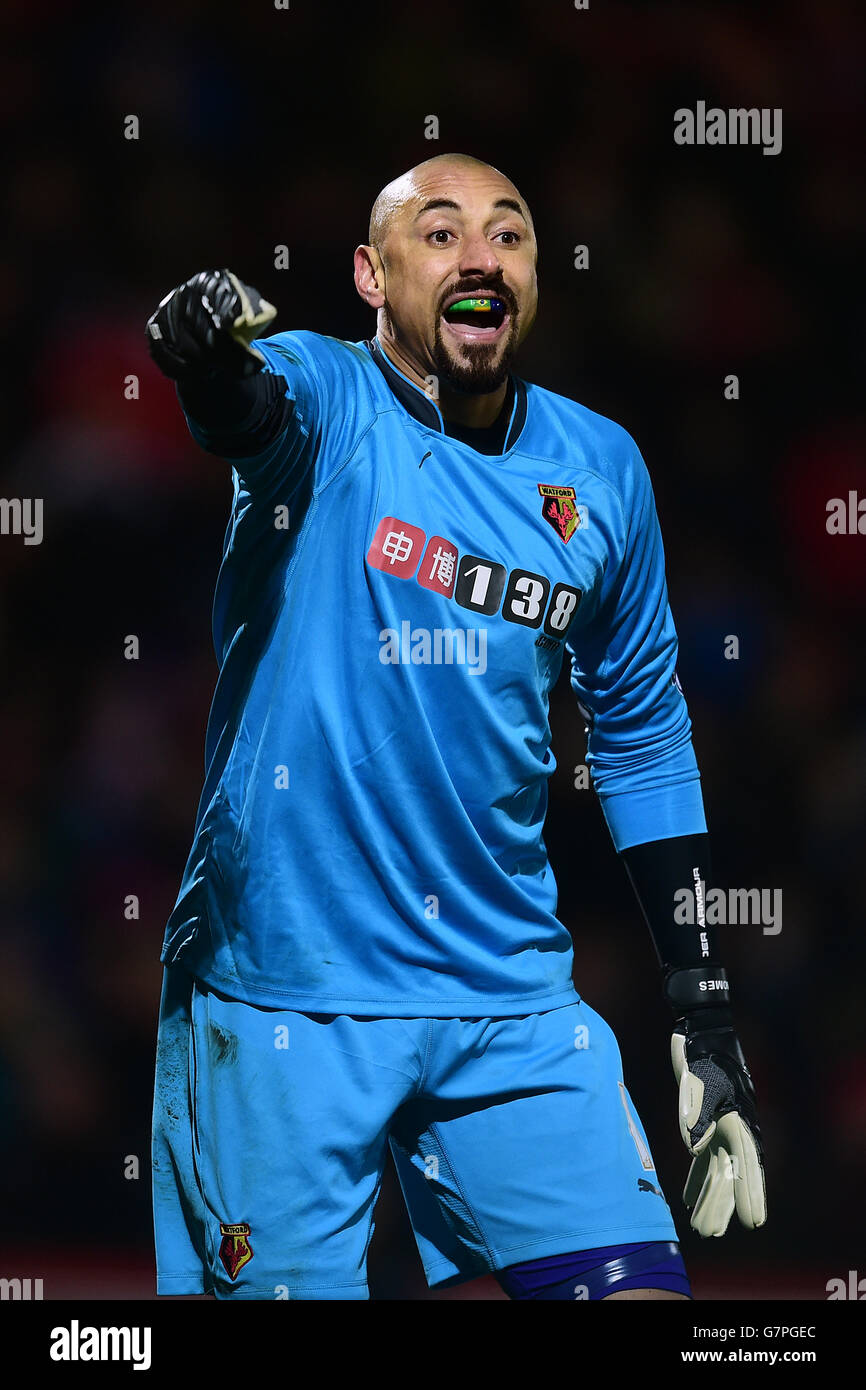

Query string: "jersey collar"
[364, 335, 528, 454]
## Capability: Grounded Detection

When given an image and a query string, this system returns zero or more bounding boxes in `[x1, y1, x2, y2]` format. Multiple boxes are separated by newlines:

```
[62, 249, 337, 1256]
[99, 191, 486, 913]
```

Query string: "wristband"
[663, 965, 731, 1014]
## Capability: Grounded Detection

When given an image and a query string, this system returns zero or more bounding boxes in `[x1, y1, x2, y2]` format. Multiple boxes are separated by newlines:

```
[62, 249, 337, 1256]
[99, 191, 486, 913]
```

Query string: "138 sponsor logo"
[366, 516, 581, 640]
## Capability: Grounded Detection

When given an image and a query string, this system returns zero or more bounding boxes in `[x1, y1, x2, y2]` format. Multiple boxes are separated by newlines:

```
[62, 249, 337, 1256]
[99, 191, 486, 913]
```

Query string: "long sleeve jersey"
[160, 330, 706, 1015]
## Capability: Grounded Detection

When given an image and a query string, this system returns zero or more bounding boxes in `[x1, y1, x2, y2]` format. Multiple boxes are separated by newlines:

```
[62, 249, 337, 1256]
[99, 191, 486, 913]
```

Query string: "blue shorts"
[152, 966, 679, 1299]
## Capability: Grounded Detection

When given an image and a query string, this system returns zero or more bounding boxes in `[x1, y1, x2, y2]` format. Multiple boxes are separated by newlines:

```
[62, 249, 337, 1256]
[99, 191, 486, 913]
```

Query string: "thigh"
[159, 975, 421, 1299]
[152, 965, 209, 1294]
[392, 1001, 680, 1290]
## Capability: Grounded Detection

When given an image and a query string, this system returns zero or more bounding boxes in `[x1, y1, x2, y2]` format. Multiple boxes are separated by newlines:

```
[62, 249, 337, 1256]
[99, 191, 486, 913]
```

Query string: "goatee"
[431, 321, 518, 395]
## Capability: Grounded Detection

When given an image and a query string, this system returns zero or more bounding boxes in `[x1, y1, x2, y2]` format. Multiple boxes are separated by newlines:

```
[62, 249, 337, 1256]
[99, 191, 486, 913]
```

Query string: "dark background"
[1, 0, 863, 1299]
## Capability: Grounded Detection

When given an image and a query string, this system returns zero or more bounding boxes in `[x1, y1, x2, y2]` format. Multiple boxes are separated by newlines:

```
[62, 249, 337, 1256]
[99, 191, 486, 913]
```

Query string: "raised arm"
[145, 268, 321, 495]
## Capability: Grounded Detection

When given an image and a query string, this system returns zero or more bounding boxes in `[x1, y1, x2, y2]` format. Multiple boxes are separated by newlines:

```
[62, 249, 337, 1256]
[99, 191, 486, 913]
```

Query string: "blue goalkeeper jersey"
[160, 330, 706, 1015]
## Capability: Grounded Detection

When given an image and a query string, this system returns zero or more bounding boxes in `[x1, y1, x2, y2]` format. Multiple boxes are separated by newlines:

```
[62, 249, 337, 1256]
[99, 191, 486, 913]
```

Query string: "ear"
[353, 245, 386, 309]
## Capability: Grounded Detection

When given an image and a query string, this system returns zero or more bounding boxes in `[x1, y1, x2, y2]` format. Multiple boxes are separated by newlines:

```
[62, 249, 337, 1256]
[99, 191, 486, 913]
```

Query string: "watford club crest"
[538, 484, 581, 543]
[218, 1222, 254, 1280]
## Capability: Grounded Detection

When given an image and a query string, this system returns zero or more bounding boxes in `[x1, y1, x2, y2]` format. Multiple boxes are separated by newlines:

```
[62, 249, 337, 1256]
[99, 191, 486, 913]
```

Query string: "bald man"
[147, 154, 765, 1302]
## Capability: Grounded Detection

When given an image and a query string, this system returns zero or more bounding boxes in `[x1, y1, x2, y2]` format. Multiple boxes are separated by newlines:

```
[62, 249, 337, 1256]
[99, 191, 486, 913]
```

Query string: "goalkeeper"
[147, 155, 765, 1302]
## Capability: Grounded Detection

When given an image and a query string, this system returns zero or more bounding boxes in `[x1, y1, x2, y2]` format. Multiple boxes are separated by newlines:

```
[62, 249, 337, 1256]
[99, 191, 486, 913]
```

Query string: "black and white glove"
[145, 268, 277, 380]
[665, 967, 767, 1237]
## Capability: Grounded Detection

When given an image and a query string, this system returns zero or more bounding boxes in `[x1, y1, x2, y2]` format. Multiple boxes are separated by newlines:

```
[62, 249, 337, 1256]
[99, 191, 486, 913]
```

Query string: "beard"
[431, 313, 519, 395]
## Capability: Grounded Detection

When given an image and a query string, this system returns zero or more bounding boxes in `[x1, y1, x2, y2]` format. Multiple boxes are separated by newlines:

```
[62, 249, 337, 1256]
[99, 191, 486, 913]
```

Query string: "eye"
[428, 229, 455, 245]
[496, 230, 522, 245]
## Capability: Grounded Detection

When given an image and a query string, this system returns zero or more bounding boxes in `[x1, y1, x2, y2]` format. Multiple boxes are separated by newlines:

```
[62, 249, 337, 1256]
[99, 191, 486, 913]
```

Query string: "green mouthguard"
[446, 297, 505, 313]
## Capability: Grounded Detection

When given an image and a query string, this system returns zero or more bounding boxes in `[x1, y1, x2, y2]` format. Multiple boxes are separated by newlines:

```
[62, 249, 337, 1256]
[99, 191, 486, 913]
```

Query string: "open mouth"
[441, 293, 511, 344]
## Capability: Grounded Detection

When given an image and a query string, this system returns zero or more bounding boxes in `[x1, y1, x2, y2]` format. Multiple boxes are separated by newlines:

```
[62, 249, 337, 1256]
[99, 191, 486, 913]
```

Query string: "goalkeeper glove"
[145, 268, 277, 380]
[665, 967, 767, 1237]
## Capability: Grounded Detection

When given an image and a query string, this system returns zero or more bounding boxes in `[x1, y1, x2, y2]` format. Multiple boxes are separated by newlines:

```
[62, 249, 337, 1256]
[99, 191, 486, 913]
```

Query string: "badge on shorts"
[219, 1222, 254, 1280]
[538, 484, 582, 544]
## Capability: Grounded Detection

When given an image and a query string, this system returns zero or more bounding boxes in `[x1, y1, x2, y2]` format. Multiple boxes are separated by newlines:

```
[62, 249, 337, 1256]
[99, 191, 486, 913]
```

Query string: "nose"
[457, 231, 502, 279]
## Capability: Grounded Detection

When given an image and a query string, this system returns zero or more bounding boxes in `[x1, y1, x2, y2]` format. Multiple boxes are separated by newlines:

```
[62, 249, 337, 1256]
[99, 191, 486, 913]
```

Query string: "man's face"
[375, 165, 538, 395]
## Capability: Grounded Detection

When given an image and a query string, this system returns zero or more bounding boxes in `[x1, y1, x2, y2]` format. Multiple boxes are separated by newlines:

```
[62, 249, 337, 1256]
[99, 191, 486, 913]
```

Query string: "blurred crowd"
[0, 0, 863, 1296]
